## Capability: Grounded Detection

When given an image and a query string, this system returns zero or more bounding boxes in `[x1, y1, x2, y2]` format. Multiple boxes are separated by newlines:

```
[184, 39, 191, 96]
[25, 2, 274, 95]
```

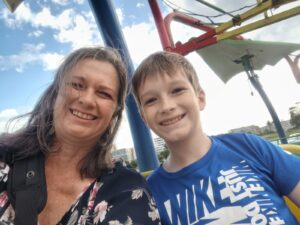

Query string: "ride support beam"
[235, 55, 288, 144]
[148, 0, 300, 55]
[89, 0, 159, 172]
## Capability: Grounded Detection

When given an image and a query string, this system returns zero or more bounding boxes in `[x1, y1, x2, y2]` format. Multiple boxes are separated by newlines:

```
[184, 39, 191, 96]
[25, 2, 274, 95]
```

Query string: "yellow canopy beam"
[217, 6, 300, 41]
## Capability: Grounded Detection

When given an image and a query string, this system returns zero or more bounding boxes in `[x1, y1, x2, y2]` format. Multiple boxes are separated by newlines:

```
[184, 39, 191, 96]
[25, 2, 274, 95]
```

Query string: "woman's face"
[53, 59, 119, 145]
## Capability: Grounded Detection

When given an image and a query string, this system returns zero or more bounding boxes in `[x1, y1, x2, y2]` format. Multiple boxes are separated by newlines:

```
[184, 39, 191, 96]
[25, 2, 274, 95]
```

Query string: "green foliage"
[158, 150, 169, 163]
[290, 113, 300, 128]
[129, 159, 138, 169]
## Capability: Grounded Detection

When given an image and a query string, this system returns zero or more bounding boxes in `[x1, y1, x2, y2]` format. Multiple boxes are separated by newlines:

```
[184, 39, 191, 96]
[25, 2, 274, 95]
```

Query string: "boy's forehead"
[138, 69, 189, 93]
[143, 68, 187, 82]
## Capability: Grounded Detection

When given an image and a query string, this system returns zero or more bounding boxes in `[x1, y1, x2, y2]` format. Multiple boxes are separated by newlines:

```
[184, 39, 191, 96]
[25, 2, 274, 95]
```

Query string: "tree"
[158, 149, 169, 163]
[266, 121, 273, 133]
[129, 159, 138, 170]
[290, 111, 300, 128]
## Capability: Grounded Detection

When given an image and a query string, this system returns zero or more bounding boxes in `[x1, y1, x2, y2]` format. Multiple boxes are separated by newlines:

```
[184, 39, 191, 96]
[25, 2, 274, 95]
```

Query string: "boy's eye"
[143, 97, 157, 106]
[172, 87, 185, 94]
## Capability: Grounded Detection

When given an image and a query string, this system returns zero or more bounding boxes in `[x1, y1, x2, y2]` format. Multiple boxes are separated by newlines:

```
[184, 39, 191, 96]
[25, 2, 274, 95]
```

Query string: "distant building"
[112, 147, 136, 162]
[229, 125, 261, 134]
[230, 120, 292, 134]
[153, 137, 166, 153]
[261, 120, 292, 133]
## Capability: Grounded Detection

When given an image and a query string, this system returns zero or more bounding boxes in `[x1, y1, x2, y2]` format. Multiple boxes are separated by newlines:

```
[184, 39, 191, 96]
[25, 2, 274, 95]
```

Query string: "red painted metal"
[148, 0, 172, 51]
[148, 0, 220, 55]
[164, 12, 215, 46]
[148, 0, 247, 56]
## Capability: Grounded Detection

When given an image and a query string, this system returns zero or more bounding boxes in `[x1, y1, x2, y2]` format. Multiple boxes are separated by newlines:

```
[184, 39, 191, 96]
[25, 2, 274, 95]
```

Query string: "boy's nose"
[160, 96, 176, 113]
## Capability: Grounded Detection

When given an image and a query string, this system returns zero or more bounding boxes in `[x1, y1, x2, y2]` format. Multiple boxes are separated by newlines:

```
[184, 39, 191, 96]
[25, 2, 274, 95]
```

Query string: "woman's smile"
[70, 109, 97, 120]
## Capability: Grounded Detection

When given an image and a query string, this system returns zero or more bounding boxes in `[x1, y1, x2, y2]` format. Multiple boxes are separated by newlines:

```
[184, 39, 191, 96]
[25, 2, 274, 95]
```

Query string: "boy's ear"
[197, 90, 206, 111]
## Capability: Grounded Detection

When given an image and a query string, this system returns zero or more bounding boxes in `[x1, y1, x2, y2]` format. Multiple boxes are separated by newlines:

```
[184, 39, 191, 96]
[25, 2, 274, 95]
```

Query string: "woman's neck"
[47, 141, 93, 172]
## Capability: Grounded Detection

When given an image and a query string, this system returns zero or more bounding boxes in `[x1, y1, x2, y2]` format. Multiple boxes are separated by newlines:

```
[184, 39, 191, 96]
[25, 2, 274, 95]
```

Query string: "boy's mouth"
[70, 109, 97, 120]
[160, 114, 185, 126]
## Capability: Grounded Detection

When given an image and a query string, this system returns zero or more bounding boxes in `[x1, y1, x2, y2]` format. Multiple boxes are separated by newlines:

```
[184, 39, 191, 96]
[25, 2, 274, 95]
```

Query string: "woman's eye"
[97, 91, 113, 99]
[70, 82, 84, 90]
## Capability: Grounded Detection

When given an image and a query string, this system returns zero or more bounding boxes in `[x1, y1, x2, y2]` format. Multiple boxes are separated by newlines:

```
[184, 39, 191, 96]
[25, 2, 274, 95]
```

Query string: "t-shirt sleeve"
[244, 134, 300, 195]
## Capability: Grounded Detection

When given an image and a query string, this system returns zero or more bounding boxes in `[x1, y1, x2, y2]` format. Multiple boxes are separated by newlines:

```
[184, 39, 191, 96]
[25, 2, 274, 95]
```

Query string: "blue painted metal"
[88, 0, 159, 171]
[236, 55, 288, 144]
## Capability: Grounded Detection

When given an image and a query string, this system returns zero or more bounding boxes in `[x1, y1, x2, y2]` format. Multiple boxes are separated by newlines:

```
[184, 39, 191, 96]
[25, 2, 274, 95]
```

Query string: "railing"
[271, 134, 300, 146]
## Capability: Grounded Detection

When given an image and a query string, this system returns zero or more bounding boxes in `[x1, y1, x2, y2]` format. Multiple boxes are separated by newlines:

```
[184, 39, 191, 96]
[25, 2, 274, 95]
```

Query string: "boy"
[131, 51, 300, 225]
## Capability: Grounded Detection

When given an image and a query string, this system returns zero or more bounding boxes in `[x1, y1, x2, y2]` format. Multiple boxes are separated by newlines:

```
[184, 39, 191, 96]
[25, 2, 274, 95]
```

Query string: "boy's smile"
[159, 114, 185, 126]
[139, 70, 205, 145]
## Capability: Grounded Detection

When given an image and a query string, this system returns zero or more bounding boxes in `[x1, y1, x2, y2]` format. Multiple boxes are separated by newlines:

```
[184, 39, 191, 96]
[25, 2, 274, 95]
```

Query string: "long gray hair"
[1, 46, 128, 178]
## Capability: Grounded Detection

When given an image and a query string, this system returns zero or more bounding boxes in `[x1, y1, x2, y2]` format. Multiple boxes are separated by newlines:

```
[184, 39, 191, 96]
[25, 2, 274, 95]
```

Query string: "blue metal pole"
[237, 55, 288, 144]
[88, 0, 159, 171]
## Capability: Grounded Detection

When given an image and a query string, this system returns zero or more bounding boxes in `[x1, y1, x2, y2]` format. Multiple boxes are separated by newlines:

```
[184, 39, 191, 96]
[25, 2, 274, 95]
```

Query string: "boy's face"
[138, 70, 205, 144]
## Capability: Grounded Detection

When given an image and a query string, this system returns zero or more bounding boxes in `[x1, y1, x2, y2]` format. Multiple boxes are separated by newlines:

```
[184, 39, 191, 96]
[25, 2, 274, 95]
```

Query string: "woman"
[0, 47, 160, 225]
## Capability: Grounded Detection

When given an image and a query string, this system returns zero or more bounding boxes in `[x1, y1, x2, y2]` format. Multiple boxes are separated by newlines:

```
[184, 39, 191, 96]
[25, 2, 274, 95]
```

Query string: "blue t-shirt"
[147, 133, 300, 225]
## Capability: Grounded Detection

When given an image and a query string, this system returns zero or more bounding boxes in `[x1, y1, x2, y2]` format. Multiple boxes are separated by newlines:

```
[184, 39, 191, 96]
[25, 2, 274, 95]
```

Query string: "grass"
[261, 127, 300, 144]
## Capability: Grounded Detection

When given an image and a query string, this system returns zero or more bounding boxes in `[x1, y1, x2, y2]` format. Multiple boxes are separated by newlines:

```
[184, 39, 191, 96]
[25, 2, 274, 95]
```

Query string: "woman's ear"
[197, 90, 206, 111]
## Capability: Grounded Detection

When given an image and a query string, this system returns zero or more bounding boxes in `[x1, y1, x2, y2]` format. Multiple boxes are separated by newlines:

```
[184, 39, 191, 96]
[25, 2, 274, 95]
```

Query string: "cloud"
[28, 30, 43, 37]
[0, 2, 32, 28]
[0, 109, 20, 133]
[136, 3, 145, 8]
[75, 0, 85, 4]
[0, 43, 43, 72]
[54, 11, 102, 49]
[40, 52, 65, 71]
[51, 0, 69, 6]
[51, 0, 84, 5]
[116, 8, 124, 25]
[0, 43, 64, 72]
[122, 22, 161, 65]
[0, 3, 102, 49]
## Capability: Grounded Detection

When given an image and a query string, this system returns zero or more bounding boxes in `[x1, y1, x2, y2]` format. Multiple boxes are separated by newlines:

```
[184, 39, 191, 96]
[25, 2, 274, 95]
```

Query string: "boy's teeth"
[161, 115, 183, 126]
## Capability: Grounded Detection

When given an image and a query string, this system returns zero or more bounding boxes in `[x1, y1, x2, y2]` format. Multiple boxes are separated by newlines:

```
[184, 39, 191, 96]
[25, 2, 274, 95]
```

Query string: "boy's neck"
[163, 132, 211, 173]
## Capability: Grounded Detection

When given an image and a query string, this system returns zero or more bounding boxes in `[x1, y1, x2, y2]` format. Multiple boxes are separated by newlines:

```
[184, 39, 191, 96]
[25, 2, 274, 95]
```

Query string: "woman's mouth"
[71, 109, 96, 120]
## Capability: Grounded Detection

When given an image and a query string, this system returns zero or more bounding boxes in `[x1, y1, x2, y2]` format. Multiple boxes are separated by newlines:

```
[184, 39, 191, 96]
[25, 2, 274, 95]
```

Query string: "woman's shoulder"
[100, 161, 148, 191]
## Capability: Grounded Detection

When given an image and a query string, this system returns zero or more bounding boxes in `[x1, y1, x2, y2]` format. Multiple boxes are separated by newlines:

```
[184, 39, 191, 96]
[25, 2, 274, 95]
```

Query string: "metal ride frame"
[148, 0, 300, 144]
[149, 0, 300, 55]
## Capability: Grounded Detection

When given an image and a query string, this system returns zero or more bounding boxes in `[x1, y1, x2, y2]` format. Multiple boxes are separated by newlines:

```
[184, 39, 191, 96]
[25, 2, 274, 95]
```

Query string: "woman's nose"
[78, 90, 96, 106]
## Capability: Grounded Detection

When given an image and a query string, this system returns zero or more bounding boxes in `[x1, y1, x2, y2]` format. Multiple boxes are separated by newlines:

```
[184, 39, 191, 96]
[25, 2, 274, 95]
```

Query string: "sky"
[0, 0, 300, 149]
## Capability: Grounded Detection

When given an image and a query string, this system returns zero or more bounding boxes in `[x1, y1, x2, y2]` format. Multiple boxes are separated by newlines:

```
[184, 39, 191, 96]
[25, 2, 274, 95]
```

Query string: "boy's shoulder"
[212, 132, 264, 144]
[211, 132, 276, 155]
[146, 166, 162, 184]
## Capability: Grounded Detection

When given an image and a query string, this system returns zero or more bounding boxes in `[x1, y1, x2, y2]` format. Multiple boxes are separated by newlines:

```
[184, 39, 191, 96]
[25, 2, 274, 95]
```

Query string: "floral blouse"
[0, 161, 161, 225]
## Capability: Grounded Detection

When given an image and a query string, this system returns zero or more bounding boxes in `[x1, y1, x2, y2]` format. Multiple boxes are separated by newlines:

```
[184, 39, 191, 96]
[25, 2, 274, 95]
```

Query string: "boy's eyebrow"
[139, 79, 187, 99]
[140, 90, 155, 100]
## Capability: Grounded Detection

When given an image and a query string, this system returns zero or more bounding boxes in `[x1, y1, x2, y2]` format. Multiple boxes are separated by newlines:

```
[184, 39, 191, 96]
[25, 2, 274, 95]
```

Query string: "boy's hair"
[131, 51, 202, 106]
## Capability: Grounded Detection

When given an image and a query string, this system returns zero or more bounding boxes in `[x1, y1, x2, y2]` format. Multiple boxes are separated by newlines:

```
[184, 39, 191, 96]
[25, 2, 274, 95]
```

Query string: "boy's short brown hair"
[131, 51, 202, 106]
